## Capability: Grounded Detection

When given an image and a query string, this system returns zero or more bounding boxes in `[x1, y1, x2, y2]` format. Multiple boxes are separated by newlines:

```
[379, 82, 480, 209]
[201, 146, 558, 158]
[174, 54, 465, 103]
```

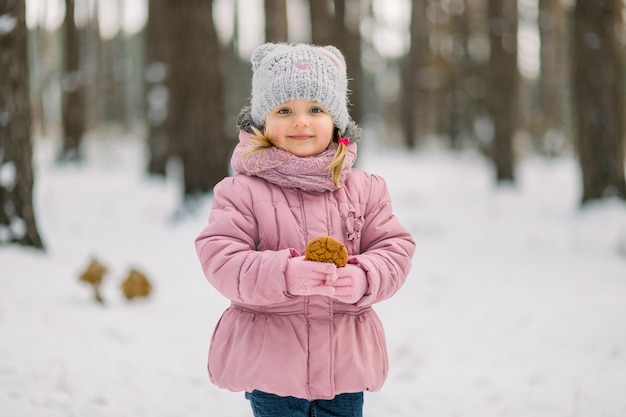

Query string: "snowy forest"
[1, 0, 624, 247]
[1, 0, 626, 416]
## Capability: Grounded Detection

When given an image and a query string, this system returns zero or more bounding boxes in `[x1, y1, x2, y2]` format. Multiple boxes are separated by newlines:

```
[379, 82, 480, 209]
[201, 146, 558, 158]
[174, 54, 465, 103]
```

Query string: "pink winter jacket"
[195, 165, 415, 400]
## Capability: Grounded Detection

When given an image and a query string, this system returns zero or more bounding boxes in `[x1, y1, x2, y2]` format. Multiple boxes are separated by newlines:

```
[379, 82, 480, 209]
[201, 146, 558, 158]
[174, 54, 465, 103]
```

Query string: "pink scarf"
[231, 130, 357, 192]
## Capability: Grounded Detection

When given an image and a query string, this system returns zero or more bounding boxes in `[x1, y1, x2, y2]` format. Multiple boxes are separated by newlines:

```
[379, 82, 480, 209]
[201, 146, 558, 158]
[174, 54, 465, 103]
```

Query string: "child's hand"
[285, 256, 337, 297]
[329, 264, 368, 304]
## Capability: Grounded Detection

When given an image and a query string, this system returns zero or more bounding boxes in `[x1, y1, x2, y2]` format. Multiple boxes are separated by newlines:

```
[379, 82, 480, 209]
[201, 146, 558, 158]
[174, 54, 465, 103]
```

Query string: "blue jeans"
[245, 390, 364, 417]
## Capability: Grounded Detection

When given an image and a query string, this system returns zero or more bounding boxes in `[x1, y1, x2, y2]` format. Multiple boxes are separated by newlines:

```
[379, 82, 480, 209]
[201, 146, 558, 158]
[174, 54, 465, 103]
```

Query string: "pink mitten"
[285, 256, 337, 297]
[329, 264, 368, 304]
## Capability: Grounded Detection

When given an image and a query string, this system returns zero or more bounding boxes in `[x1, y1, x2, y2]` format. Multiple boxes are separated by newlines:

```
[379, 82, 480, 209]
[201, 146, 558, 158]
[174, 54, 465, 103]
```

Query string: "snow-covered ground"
[2, 135, 626, 417]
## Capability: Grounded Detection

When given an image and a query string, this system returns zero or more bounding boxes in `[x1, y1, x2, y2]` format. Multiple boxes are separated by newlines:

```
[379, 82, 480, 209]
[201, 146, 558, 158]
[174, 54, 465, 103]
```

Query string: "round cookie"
[304, 236, 348, 267]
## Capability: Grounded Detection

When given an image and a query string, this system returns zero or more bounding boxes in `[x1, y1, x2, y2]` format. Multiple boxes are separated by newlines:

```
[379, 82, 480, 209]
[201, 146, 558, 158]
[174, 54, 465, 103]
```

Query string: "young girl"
[195, 43, 415, 417]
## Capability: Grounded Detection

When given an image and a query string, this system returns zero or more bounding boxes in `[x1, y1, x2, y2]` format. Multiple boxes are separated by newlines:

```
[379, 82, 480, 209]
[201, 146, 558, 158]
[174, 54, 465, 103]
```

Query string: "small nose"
[293, 113, 310, 128]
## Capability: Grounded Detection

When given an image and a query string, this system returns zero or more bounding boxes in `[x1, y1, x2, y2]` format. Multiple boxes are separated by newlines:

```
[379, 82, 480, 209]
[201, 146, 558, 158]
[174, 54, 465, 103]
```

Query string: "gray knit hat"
[250, 43, 351, 135]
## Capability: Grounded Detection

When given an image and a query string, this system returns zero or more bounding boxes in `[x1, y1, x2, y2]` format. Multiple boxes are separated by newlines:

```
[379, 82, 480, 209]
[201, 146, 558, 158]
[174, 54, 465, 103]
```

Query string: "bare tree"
[97, 0, 129, 128]
[80, 0, 102, 133]
[265, 0, 288, 42]
[534, 0, 566, 153]
[60, 0, 86, 161]
[167, 0, 231, 200]
[222, 1, 250, 131]
[402, 0, 429, 148]
[486, 0, 519, 182]
[0, 0, 44, 249]
[310, 0, 334, 45]
[445, 0, 474, 149]
[28, 0, 46, 138]
[145, 0, 172, 176]
[335, 0, 363, 125]
[572, 0, 625, 203]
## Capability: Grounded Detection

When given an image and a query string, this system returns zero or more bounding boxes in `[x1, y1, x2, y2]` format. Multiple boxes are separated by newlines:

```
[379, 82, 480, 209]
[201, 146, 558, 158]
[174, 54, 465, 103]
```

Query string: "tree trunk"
[486, 0, 519, 182]
[81, 1, 101, 133]
[572, 0, 626, 203]
[265, 0, 288, 42]
[167, 0, 231, 199]
[447, 0, 472, 149]
[145, 0, 172, 175]
[60, 0, 85, 161]
[336, 0, 363, 126]
[99, 44, 127, 126]
[535, 0, 566, 153]
[402, 0, 429, 148]
[222, 1, 249, 135]
[28, 9, 45, 138]
[310, 0, 334, 46]
[0, 0, 44, 249]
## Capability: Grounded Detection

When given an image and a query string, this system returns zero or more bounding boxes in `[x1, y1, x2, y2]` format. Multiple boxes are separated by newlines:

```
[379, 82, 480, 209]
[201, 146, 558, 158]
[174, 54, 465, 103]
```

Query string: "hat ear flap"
[236, 106, 263, 134]
[317, 45, 347, 75]
[251, 43, 280, 70]
[341, 119, 361, 143]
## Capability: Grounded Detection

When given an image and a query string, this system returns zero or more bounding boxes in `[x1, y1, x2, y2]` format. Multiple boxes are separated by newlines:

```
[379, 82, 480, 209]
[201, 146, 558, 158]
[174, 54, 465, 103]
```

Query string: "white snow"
[1, 135, 625, 417]
[0, 161, 16, 188]
[0, 13, 17, 35]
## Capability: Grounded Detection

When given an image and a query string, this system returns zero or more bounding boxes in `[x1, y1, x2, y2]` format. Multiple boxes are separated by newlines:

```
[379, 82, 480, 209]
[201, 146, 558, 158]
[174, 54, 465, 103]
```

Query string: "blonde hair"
[244, 127, 349, 188]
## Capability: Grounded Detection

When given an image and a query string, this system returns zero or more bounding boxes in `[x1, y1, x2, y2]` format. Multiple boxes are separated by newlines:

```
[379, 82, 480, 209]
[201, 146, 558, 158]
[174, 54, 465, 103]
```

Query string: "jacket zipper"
[298, 190, 308, 244]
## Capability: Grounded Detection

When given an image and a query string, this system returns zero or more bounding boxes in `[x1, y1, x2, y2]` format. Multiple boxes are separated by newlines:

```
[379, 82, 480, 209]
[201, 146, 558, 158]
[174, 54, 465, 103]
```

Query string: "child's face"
[265, 99, 334, 157]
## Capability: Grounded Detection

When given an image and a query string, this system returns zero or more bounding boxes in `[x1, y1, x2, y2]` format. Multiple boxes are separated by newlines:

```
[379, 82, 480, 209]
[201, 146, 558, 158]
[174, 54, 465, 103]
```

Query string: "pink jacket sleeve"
[195, 176, 294, 305]
[350, 175, 415, 307]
